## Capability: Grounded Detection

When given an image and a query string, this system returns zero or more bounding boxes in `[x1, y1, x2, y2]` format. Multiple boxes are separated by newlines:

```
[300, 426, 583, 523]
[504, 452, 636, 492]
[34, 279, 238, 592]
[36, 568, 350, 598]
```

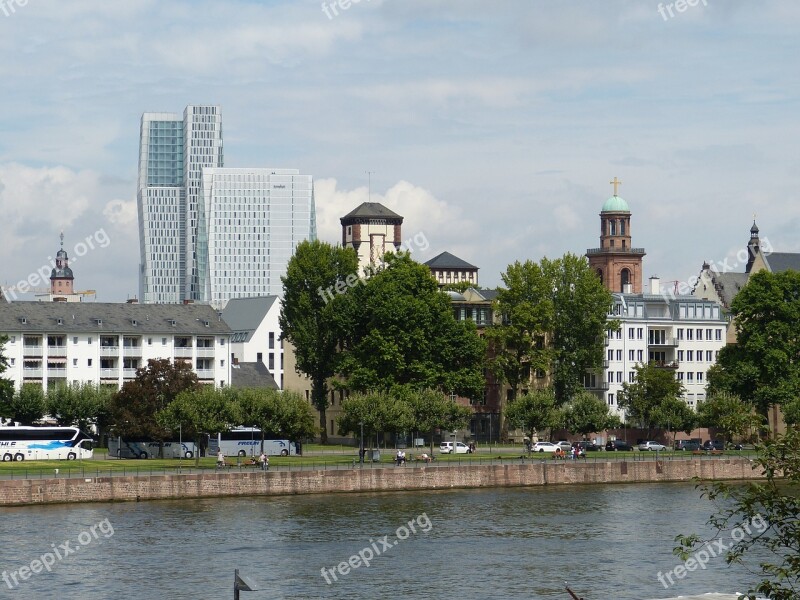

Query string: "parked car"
[674, 440, 702, 451]
[702, 440, 725, 451]
[605, 440, 634, 451]
[638, 441, 667, 452]
[555, 441, 572, 451]
[531, 442, 559, 453]
[439, 441, 472, 454]
[571, 441, 601, 452]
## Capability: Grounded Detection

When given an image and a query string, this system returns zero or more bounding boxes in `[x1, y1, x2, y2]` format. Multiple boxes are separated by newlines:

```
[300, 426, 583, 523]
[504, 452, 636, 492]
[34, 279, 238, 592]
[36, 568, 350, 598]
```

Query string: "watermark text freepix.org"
[320, 512, 433, 584]
[317, 230, 429, 304]
[2, 518, 115, 590]
[2, 228, 111, 302]
[0, 0, 29, 18]
[657, 514, 767, 589]
[658, 0, 708, 21]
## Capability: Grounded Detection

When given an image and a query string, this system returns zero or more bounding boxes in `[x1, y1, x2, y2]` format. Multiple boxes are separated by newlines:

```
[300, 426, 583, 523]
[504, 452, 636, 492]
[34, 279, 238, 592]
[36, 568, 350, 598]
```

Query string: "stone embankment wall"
[0, 458, 762, 507]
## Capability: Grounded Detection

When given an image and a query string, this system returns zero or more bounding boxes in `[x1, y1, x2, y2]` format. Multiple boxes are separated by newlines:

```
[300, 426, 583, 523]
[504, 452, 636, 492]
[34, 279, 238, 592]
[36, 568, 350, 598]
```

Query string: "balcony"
[122, 346, 142, 357]
[602, 359, 610, 368]
[653, 360, 679, 369]
[196, 347, 215, 358]
[22, 368, 43, 378]
[647, 338, 679, 348]
[47, 346, 67, 357]
[47, 367, 67, 377]
[584, 382, 610, 391]
[23, 345, 43, 357]
[100, 368, 119, 379]
[175, 347, 193, 358]
[195, 369, 214, 380]
[100, 346, 120, 356]
[123, 368, 137, 379]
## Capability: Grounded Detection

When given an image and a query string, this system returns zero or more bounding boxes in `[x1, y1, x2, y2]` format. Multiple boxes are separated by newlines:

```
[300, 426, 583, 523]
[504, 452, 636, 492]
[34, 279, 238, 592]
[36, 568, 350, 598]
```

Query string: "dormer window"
[20, 317, 27, 324]
[170, 319, 177, 327]
[95, 319, 103, 325]
[131, 319, 138, 326]
[57, 318, 64, 325]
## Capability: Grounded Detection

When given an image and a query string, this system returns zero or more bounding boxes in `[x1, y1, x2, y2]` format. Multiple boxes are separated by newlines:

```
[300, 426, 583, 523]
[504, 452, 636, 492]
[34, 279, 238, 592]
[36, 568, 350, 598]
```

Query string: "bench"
[691, 449, 724, 456]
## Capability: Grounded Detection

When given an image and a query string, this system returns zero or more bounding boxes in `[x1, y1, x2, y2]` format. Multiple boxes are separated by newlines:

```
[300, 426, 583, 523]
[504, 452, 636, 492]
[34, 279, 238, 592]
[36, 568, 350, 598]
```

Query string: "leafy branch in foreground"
[674, 429, 800, 600]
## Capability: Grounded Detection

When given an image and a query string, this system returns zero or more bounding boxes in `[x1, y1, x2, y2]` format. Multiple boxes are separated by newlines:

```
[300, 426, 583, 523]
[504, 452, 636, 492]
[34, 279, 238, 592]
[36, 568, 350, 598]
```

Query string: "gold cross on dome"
[610, 177, 622, 196]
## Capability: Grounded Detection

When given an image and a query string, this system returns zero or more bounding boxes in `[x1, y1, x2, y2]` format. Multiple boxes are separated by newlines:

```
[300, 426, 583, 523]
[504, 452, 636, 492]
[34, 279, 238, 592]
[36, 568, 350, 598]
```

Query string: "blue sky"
[0, 0, 798, 301]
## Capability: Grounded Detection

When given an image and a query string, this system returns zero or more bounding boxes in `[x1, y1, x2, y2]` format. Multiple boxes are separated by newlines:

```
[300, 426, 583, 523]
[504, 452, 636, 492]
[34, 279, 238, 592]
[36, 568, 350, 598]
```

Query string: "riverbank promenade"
[0, 455, 762, 507]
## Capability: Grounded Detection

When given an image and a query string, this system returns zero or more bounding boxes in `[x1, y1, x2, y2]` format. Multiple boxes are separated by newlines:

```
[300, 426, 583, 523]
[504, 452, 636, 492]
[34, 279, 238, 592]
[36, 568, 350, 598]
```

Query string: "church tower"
[745, 220, 760, 273]
[50, 233, 75, 300]
[586, 178, 646, 293]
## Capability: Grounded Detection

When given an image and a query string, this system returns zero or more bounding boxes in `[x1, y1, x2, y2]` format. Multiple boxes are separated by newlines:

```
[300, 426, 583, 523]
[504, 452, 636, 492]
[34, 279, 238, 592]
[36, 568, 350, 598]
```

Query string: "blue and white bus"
[209, 428, 298, 457]
[108, 438, 198, 460]
[0, 426, 94, 461]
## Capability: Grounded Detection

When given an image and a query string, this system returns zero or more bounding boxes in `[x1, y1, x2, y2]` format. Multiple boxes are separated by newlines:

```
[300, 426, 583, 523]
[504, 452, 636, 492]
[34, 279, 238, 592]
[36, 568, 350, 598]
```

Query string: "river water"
[1, 483, 761, 599]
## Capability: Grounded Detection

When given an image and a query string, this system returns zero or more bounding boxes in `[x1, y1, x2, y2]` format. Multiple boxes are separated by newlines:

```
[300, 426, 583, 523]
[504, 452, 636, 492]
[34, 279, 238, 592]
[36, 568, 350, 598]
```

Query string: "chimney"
[649, 276, 661, 295]
[183, 299, 194, 305]
[126, 297, 139, 304]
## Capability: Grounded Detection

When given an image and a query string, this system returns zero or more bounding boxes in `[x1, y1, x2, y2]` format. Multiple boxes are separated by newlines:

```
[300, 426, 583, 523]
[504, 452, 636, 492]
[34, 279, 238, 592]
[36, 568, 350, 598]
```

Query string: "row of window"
[609, 327, 724, 341]
[607, 392, 705, 407]
[607, 370, 707, 383]
[606, 349, 720, 362]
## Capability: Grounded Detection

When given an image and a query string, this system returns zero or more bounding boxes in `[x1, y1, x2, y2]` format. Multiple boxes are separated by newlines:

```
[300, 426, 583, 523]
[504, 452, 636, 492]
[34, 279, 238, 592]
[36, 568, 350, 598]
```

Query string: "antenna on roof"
[366, 170, 374, 202]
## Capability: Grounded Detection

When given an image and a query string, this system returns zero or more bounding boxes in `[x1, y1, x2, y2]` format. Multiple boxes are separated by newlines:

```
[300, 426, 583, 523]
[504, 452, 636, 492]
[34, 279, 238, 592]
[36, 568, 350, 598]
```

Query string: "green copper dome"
[601, 195, 630, 213]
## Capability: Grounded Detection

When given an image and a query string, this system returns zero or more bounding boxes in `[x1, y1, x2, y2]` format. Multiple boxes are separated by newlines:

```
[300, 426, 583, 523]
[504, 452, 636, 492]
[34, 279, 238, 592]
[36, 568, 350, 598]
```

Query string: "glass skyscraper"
[137, 106, 316, 307]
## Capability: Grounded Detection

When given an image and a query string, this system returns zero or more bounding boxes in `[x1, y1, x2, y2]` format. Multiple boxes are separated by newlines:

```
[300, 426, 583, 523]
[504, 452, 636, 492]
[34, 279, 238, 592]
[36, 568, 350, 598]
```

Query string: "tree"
[618, 362, 684, 438]
[109, 359, 200, 454]
[676, 430, 800, 600]
[236, 388, 317, 442]
[3, 384, 46, 425]
[488, 254, 615, 437]
[280, 239, 360, 443]
[653, 395, 696, 447]
[485, 260, 553, 435]
[157, 386, 240, 466]
[707, 270, 800, 422]
[545, 253, 616, 405]
[336, 391, 413, 449]
[0, 335, 14, 421]
[696, 391, 764, 444]
[562, 389, 620, 437]
[405, 388, 472, 454]
[505, 388, 561, 447]
[46, 382, 114, 432]
[336, 253, 486, 398]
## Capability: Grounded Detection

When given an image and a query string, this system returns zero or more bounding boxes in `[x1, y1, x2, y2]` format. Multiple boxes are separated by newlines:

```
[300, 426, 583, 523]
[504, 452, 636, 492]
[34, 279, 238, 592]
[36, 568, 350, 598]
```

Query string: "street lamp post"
[359, 421, 364, 466]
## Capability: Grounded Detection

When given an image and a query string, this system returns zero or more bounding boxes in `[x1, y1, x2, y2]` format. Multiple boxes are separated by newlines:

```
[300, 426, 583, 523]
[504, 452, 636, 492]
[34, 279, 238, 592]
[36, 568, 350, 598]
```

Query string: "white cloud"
[103, 199, 137, 225]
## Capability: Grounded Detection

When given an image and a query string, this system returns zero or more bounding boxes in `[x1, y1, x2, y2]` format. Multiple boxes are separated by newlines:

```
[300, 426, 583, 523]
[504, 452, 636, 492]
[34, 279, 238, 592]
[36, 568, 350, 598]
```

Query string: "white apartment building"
[198, 168, 316, 308]
[0, 302, 232, 390]
[591, 277, 727, 419]
[221, 296, 283, 388]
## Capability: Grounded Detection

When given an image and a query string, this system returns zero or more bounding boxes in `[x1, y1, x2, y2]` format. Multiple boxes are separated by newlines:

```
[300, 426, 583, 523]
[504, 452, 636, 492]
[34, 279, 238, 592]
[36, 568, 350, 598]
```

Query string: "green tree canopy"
[3, 383, 46, 425]
[618, 362, 684, 438]
[157, 386, 240, 466]
[236, 388, 317, 442]
[336, 253, 486, 398]
[708, 270, 800, 421]
[46, 382, 114, 432]
[280, 239, 360, 443]
[676, 430, 800, 600]
[696, 391, 764, 444]
[0, 335, 14, 420]
[653, 395, 697, 446]
[336, 391, 413, 448]
[404, 387, 472, 454]
[505, 387, 561, 445]
[562, 389, 621, 437]
[109, 358, 200, 442]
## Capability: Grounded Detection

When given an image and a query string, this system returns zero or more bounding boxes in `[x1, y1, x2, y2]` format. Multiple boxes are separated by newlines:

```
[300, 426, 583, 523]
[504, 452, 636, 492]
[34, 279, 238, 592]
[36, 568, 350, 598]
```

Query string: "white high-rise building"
[138, 107, 316, 308]
[197, 168, 316, 308]
[137, 105, 223, 304]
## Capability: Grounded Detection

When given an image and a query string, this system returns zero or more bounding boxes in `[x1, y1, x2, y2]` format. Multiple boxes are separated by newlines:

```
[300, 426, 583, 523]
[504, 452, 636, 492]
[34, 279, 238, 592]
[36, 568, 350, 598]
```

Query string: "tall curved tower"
[586, 179, 646, 293]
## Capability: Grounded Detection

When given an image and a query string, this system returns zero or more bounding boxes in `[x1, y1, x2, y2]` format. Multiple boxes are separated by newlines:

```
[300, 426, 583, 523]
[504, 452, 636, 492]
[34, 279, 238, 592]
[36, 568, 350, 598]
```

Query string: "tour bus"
[108, 438, 199, 460]
[209, 428, 298, 457]
[0, 426, 94, 461]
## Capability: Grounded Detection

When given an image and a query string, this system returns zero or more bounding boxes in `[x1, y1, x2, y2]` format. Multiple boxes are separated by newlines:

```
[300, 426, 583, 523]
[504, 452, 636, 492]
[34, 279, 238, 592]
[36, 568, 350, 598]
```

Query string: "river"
[0, 482, 762, 599]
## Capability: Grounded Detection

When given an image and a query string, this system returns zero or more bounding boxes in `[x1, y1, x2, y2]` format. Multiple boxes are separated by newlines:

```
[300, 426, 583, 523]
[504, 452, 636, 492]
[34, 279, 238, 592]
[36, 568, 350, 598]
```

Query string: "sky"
[1, 0, 799, 302]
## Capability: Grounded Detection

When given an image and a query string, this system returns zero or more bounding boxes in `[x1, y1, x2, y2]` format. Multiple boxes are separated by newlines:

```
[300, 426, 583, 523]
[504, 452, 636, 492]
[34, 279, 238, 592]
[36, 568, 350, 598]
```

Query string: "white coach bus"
[0, 426, 94, 461]
[209, 428, 298, 457]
